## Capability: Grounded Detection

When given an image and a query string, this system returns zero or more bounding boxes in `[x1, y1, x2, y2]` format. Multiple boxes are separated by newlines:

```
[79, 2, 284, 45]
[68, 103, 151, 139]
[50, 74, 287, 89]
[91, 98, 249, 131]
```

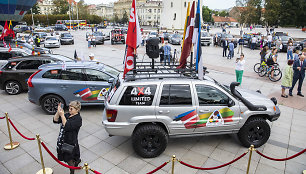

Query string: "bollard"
[171, 155, 176, 174]
[36, 134, 53, 174]
[246, 145, 255, 174]
[83, 163, 89, 174]
[3, 113, 19, 150]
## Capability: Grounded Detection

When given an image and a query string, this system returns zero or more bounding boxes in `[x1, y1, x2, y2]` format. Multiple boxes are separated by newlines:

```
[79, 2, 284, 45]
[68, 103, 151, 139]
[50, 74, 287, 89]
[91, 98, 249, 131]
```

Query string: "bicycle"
[254, 61, 267, 73]
[258, 63, 282, 82]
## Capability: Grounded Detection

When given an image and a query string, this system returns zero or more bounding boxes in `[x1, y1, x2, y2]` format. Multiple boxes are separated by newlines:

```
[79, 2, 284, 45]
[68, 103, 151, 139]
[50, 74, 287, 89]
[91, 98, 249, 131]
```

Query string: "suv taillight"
[27, 69, 42, 88]
[0, 70, 2, 75]
[106, 109, 117, 122]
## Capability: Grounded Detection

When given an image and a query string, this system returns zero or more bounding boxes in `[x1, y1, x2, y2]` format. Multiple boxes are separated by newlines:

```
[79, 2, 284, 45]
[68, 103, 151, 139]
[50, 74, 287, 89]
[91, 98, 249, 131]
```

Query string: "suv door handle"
[60, 85, 68, 89]
[158, 110, 170, 114]
[199, 109, 210, 113]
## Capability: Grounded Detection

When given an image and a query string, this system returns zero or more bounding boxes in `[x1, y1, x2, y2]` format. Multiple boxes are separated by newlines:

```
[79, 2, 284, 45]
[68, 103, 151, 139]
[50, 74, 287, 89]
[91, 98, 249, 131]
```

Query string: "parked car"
[102, 68, 280, 158]
[54, 24, 68, 31]
[200, 31, 212, 46]
[0, 54, 73, 95]
[34, 27, 47, 32]
[86, 32, 105, 44]
[298, 39, 306, 50]
[28, 61, 120, 114]
[44, 36, 61, 48]
[147, 31, 159, 40]
[60, 33, 74, 45]
[104, 32, 110, 41]
[17, 42, 52, 54]
[272, 35, 299, 52]
[246, 35, 262, 49]
[219, 33, 237, 47]
[159, 32, 171, 41]
[0, 47, 32, 67]
[111, 29, 125, 45]
[168, 33, 182, 45]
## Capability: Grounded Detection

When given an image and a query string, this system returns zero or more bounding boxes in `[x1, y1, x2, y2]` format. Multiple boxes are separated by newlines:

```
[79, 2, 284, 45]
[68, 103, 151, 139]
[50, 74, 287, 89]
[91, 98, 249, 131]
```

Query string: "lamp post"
[75, 0, 80, 30]
[31, 8, 35, 28]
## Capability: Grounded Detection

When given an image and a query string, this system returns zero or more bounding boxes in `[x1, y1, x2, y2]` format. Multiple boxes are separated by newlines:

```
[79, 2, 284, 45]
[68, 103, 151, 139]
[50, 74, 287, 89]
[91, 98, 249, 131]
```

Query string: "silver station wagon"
[28, 61, 120, 114]
[102, 66, 280, 158]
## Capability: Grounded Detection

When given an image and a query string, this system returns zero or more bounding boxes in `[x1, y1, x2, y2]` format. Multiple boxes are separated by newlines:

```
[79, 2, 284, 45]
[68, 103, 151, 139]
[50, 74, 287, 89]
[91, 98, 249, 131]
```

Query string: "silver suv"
[28, 61, 120, 114]
[102, 69, 280, 158]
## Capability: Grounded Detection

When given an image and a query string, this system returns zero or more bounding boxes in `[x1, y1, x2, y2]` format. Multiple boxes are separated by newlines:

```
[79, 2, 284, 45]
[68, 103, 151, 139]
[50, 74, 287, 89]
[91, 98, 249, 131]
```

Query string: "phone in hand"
[60, 104, 64, 109]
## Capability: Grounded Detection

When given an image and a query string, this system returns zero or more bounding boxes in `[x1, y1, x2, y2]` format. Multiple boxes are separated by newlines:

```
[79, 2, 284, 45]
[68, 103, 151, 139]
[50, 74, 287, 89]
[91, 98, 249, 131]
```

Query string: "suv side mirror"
[108, 78, 114, 84]
[228, 99, 235, 107]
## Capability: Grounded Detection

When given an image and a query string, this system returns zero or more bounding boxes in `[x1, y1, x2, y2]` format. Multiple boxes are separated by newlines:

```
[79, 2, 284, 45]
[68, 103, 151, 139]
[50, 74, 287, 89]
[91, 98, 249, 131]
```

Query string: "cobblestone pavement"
[0, 29, 305, 174]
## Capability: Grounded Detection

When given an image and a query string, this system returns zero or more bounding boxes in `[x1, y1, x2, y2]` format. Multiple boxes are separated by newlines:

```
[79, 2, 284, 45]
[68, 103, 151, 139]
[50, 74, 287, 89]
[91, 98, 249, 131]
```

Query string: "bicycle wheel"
[253, 63, 261, 73]
[258, 66, 267, 77]
[269, 68, 282, 82]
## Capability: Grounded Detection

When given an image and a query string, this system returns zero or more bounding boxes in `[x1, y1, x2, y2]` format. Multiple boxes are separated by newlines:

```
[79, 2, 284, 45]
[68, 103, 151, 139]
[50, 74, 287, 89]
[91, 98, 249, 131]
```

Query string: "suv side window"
[3, 61, 20, 70]
[160, 84, 192, 105]
[195, 85, 229, 105]
[119, 85, 157, 106]
[60, 69, 85, 81]
[42, 69, 62, 79]
[85, 69, 111, 81]
[0, 52, 12, 60]
[16, 60, 43, 69]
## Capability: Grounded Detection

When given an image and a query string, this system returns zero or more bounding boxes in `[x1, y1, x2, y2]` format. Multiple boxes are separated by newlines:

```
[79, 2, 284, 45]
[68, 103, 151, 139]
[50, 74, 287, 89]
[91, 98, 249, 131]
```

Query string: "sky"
[84, 0, 236, 10]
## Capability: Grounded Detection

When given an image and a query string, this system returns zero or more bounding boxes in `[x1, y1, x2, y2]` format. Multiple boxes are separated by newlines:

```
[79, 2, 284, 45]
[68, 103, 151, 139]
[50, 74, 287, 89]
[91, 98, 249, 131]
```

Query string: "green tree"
[121, 10, 129, 24]
[296, 0, 306, 27]
[279, 0, 301, 26]
[31, 3, 40, 14]
[264, 0, 281, 26]
[241, 0, 262, 25]
[53, 0, 69, 15]
[202, 6, 213, 23]
[219, 10, 229, 17]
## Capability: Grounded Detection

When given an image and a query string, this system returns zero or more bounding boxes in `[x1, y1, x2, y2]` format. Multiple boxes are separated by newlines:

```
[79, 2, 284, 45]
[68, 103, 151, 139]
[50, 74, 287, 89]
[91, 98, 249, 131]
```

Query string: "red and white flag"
[8, 43, 12, 52]
[123, 0, 142, 78]
[177, 1, 195, 69]
[0, 20, 9, 40]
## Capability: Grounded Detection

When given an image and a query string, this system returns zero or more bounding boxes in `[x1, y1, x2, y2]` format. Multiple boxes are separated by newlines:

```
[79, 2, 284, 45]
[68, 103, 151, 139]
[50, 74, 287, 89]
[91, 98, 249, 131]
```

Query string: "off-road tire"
[132, 124, 168, 158]
[238, 117, 270, 148]
[41, 94, 65, 115]
[5, 81, 22, 95]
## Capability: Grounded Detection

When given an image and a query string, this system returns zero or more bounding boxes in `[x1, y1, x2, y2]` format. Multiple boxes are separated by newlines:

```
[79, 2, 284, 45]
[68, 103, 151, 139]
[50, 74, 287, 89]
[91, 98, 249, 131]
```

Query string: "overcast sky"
[84, 0, 236, 10]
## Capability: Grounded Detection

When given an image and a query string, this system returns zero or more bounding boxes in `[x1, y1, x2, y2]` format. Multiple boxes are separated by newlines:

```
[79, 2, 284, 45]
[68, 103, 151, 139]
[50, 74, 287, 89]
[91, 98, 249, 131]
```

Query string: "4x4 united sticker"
[173, 108, 234, 129]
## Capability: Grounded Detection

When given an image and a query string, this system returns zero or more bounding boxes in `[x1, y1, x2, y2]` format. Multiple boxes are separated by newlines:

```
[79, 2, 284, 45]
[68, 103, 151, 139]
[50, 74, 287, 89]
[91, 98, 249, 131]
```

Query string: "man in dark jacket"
[222, 38, 228, 57]
[289, 54, 306, 97]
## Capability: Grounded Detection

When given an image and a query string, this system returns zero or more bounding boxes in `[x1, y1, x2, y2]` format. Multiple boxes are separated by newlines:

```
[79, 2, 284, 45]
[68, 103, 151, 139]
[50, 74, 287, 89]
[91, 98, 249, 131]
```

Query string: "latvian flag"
[192, 0, 203, 80]
[174, 110, 199, 129]
[74, 88, 92, 100]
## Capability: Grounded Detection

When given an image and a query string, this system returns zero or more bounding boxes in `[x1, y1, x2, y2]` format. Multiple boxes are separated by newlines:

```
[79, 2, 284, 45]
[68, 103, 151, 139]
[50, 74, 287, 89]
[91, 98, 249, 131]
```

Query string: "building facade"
[113, 0, 147, 19]
[138, 1, 162, 26]
[212, 15, 239, 27]
[37, 0, 55, 14]
[96, 3, 114, 20]
[160, 0, 201, 30]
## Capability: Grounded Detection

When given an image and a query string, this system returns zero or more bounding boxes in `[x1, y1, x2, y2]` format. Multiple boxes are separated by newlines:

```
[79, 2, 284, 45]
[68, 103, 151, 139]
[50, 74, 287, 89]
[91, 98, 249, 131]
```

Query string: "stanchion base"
[36, 168, 53, 174]
[4, 142, 19, 150]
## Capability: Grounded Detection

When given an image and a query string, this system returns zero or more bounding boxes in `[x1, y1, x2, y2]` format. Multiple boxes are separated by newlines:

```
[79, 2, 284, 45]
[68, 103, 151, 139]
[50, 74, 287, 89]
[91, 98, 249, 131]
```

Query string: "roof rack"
[124, 61, 207, 82]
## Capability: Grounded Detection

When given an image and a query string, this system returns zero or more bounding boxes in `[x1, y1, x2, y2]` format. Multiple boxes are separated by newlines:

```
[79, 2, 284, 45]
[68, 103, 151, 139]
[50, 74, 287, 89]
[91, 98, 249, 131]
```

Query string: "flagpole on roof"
[180, 2, 190, 63]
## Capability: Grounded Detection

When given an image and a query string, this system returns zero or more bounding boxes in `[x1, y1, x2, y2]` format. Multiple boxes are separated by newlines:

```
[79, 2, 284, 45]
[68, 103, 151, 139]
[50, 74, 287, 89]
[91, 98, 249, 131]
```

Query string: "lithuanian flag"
[192, 108, 234, 127]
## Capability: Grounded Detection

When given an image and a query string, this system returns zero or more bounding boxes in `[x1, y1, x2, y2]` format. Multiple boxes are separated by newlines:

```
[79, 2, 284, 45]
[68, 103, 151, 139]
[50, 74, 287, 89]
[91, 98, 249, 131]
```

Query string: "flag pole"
[133, 49, 136, 75]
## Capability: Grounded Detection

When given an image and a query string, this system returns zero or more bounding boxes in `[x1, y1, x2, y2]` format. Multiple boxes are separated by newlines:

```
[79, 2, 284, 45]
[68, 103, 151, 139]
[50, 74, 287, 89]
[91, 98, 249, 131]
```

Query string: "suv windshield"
[201, 32, 210, 37]
[46, 37, 57, 41]
[61, 33, 72, 37]
[279, 36, 291, 41]
[172, 34, 181, 38]
[93, 32, 103, 36]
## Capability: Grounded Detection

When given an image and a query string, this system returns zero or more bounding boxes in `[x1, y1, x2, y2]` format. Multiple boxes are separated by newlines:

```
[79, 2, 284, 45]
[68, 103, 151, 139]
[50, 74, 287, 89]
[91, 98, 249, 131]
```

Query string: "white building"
[138, 1, 162, 26]
[96, 3, 114, 20]
[37, 0, 55, 14]
[160, 0, 201, 30]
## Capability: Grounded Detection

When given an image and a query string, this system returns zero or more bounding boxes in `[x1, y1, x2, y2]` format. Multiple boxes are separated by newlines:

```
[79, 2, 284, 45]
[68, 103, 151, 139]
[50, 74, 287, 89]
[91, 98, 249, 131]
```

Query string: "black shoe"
[289, 93, 293, 96]
[297, 93, 304, 97]
[74, 159, 81, 167]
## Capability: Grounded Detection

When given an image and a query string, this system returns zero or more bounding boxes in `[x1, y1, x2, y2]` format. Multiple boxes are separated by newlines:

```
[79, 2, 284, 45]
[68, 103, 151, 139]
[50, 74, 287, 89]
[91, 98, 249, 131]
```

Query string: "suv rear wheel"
[238, 117, 270, 148]
[5, 81, 22, 95]
[41, 95, 64, 115]
[132, 124, 168, 158]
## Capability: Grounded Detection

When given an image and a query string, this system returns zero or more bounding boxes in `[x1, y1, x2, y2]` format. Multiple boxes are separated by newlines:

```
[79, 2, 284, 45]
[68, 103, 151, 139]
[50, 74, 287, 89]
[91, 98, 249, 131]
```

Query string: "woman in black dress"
[53, 101, 82, 174]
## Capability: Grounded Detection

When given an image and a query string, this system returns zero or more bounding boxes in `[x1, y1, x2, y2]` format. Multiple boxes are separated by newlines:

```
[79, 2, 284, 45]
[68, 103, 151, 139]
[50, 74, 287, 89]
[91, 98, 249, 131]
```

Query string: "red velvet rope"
[179, 151, 248, 170]
[0, 116, 5, 119]
[256, 149, 306, 161]
[8, 118, 35, 140]
[147, 162, 169, 174]
[41, 142, 82, 170]
[91, 169, 102, 174]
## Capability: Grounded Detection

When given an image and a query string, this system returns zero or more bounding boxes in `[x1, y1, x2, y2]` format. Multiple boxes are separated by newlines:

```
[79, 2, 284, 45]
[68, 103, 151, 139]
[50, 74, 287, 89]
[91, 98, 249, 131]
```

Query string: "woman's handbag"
[61, 143, 75, 154]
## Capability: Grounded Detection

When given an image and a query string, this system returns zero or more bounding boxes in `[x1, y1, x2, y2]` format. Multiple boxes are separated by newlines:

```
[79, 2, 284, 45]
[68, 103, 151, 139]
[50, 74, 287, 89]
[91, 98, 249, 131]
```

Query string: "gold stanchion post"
[171, 155, 176, 174]
[246, 145, 255, 174]
[83, 163, 89, 174]
[4, 112, 19, 150]
[36, 134, 53, 174]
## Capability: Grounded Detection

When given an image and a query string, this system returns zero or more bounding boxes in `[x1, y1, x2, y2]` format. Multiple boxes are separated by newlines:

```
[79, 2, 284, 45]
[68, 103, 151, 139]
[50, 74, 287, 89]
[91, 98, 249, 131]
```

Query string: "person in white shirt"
[235, 54, 245, 85]
[89, 53, 97, 61]
[267, 34, 272, 49]
[251, 36, 257, 50]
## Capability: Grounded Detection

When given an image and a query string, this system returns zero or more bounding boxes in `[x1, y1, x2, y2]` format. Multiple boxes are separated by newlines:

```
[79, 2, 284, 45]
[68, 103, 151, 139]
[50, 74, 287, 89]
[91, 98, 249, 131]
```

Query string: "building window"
[154, 9, 156, 13]
[171, 2, 173, 7]
[158, 9, 160, 13]
[184, 2, 186, 7]
[174, 13, 176, 20]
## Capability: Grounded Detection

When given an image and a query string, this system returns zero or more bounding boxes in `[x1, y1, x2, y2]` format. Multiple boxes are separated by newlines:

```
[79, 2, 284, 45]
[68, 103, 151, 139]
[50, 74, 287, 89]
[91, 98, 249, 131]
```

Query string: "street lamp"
[31, 8, 35, 28]
[75, 0, 80, 30]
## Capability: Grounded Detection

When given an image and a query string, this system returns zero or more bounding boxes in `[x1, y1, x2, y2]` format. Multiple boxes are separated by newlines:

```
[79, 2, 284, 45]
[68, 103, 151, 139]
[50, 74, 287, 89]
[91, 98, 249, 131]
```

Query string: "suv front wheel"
[132, 124, 168, 158]
[238, 117, 270, 148]
[41, 95, 65, 115]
